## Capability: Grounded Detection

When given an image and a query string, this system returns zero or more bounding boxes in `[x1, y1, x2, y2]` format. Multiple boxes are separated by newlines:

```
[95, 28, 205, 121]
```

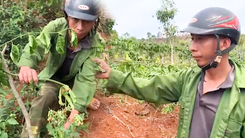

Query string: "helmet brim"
[65, 7, 98, 21]
[180, 26, 218, 35]
[181, 25, 240, 45]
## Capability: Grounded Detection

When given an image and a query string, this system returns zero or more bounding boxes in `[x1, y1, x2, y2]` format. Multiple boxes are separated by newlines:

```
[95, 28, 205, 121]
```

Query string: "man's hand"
[92, 57, 111, 79]
[64, 109, 79, 129]
[18, 66, 38, 84]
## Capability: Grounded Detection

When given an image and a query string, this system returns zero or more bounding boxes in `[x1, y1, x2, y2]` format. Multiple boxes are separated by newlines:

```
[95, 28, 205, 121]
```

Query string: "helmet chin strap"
[200, 34, 223, 71]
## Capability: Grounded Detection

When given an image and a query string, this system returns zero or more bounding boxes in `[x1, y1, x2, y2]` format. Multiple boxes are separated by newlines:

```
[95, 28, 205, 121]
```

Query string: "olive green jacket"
[107, 60, 245, 138]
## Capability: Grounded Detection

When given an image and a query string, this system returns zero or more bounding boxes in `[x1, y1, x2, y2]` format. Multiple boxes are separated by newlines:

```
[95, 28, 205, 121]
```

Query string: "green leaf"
[72, 132, 80, 138]
[10, 44, 20, 64]
[58, 129, 65, 138]
[76, 122, 89, 132]
[138, 100, 144, 104]
[70, 29, 78, 47]
[28, 35, 38, 54]
[0, 59, 2, 69]
[0, 122, 6, 129]
[0, 70, 9, 86]
[47, 0, 53, 6]
[39, 32, 51, 54]
[6, 118, 19, 125]
[0, 132, 8, 138]
[58, 86, 66, 106]
[39, 33, 47, 45]
[46, 123, 55, 136]
[56, 36, 65, 54]
[45, 34, 51, 51]
[0, 87, 8, 96]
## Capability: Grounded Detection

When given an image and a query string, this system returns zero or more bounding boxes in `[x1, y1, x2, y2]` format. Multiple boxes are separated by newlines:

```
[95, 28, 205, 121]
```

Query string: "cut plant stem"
[1, 44, 34, 138]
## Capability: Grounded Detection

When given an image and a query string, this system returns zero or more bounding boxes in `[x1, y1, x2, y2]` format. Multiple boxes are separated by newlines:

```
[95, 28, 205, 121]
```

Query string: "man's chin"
[77, 35, 86, 39]
[195, 61, 206, 68]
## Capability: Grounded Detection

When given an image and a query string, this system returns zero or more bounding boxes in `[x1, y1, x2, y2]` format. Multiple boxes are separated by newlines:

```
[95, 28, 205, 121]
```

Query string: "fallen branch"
[1, 44, 34, 138]
[103, 103, 135, 138]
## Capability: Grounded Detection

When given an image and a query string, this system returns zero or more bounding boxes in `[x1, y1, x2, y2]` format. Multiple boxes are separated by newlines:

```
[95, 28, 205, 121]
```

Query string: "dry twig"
[1, 44, 34, 138]
[103, 103, 135, 138]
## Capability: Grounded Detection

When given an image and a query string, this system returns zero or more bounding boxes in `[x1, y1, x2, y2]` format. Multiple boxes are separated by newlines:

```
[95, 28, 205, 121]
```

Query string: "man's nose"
[189, 41, 197, 52]
[76, 20, 84, 31]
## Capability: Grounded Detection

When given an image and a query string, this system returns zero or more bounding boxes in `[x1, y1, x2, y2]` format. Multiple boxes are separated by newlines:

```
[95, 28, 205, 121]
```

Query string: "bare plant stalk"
[25, 0, 28, 10]
[1, 44, 34, 138]
[170, 40, 174, 64]
[1, 0, 4, 8]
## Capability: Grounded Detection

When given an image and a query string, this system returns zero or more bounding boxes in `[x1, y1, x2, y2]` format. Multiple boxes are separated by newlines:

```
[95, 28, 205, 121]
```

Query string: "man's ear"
[220, 37, 231, 50]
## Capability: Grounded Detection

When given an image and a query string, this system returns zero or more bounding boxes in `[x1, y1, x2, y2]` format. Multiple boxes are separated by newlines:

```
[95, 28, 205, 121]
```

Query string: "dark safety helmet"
[181, 7, 241, 70]
[182, 7, 240, 45]
[64, 0, 100, 21]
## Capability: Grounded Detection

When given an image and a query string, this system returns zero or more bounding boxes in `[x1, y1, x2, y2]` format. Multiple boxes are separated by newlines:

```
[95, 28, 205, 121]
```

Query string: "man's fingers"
[91, 57, 103, 64]
[95, 72, 109, 79]
[23, 72, 30, 84]
[18, 66, 38, 84]
[22, 70, 37, 84]
[95, 73, 102, 79]
[27, 71, 33, 83]
[31, 70, 38, 83]
[18, 73, 24, 83]
[92, 57, 108, 67]
[64, 122, 70, 130]
[92, 57, 110, 79]
[95, 73, 106, 79]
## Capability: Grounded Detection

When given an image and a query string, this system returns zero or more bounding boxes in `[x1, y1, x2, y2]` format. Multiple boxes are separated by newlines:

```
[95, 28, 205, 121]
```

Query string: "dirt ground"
[82, 91, 179, 138]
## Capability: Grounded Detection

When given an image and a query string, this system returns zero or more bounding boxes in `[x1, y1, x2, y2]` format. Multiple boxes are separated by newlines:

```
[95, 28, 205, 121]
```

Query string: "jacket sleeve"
[72, 58, 97, 112]
[107, 69, 187, 104]
[17, 18, 65, 69]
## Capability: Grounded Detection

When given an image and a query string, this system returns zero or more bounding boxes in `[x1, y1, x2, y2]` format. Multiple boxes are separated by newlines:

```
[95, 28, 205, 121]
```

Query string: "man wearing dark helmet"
[93, 7, 245, 138]
[18, 0, 104, 137]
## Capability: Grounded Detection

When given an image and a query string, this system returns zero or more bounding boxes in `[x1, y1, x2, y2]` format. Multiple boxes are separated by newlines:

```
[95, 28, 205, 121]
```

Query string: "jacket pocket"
[224, 118, 242, 138]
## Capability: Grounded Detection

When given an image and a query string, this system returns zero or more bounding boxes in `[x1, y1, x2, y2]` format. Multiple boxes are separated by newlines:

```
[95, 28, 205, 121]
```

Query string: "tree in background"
[155, 0, 178, 63]
[98, 6, 116, 37]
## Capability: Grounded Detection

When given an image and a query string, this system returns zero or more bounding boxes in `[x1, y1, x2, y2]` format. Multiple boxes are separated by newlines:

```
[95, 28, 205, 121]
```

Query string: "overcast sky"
[102, 0, 245, 38]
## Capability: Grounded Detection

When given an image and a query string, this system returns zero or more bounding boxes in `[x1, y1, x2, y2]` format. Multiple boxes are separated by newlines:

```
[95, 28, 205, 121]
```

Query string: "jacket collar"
[191, 59, 245, 88]
[230, 59, 245, 88]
